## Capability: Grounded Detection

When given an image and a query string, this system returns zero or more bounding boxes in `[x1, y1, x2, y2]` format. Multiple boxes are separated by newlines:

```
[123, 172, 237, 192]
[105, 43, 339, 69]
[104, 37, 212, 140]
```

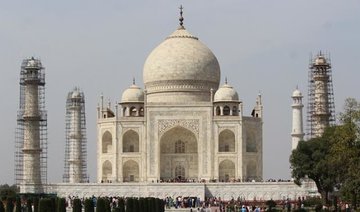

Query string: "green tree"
[26, 198, 32, 212]
[72, 198, 82, 212]
[96, 198, 106, 212]
[15, 197, 21, 212]
[330, 98, 360, 208]
[39, 198, 53, 212]
[33, 197, 39, 212]
[0, 185, 17, 199]
[0, 201, 5, 212]
[118, 198, 125, 212]
[84, 198, 94, 212]
[6, 197, 14, 212]
[57, 197, 66, 212]
[290, 131, 337, 204]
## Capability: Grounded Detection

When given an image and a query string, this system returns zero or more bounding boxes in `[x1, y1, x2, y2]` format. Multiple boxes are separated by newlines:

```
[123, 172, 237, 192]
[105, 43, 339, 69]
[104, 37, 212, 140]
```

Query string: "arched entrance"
[160, 126, 198, 182]
[102, 160, 112, 182]
[123, 160, 139, 182]
[219, 160, 235, 182]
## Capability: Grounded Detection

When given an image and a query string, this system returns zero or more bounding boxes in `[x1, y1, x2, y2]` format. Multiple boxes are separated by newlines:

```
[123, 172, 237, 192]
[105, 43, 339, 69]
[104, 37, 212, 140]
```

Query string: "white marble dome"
[143, 27, 221, 103]
[71, 90, 81, 99]
[292, 89, 302, 97]
[214, 82, 239, 102]
[121, 83, 144, 103]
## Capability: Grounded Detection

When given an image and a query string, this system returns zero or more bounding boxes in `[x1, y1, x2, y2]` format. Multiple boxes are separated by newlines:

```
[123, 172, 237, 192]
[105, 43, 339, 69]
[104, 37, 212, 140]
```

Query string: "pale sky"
[1, 0, 359, 184]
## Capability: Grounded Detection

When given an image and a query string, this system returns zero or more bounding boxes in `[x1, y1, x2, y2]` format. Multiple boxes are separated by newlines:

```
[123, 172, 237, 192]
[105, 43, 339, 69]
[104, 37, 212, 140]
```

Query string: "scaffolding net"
[14, 57, 47, 193]
[306, 52, 336, 139]
[63, 87, 88, 183]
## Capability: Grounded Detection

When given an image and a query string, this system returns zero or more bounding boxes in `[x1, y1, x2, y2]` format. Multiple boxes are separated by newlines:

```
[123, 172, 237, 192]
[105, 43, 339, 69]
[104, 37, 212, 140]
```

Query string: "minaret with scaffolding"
[15, 57, 47, 193]
[63, 87, 88, 183]
[307, 52, 335, 139]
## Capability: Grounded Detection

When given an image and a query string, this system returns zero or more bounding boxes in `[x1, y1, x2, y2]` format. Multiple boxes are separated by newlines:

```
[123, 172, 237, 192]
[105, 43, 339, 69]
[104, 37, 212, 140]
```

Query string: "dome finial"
[132, 77, 136, 85]
[178, 5, 185, 29]
[225, 77, 228, 84]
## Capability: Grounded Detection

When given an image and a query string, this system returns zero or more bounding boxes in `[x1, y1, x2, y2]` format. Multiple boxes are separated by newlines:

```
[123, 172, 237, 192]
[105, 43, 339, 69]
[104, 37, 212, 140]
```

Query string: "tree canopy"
[290, 98, 360, 207]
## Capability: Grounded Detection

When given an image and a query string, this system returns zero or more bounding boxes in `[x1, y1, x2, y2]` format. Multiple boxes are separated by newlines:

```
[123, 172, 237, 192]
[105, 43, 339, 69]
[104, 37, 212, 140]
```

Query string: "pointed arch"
[130, 106, 137, 116]
[102, 160, 112, 181]
[160, 126, 198, 180]
[246, 131, 257, 152]
[123, 160, 139, 182]
[219, 160, 235, 182]
[232, 106, 238, 116]
[219, 129, 235, 152]
[216, 106, 221, 116]
[102, 131, 112, 153]
[123, 130, 139, 152]
[246, 161, 257, 181]
[223, 106, 230, 115]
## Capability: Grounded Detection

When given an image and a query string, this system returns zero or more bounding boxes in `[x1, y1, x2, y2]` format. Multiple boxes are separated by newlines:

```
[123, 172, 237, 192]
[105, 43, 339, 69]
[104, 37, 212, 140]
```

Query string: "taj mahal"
[15, 7, 323, 200]
[96, 15, 263, 184]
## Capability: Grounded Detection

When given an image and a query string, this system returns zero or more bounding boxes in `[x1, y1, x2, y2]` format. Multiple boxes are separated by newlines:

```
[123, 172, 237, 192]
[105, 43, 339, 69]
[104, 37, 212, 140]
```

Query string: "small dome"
[26, 57, 41, 68]
[121, 84, 144, 103]
[292, 89, 302, 97]
[71, 90, 81, 99]
[214, 83, 239, 102]
[314, 55, 327, 65]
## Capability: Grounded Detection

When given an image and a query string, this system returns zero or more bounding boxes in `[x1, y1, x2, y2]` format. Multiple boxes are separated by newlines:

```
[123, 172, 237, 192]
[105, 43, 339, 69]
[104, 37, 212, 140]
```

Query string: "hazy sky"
[1, 1, 359, 184]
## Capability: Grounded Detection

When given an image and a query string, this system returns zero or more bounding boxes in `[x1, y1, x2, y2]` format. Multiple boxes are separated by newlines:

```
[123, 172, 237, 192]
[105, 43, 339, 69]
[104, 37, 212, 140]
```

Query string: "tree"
[72, 198, 82, 212]
[39, 198, 53, 212]
[290, 128, 338, 204]
[330, 98, 360, 208]
[6, 197, 14, 212]
[15, 197, 21, 212]
[26, 198, 32, 212]
[96, 198, 106, 212]
[33, 197, 39, 212]
[84, 198, 94, 212]
[57, 197, 66, 212]
[0, 201, 4, 212]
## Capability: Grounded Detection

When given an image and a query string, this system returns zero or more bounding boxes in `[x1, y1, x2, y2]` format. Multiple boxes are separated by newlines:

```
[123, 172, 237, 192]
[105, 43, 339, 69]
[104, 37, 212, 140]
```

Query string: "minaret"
[252, 93, 263, 118]
[15, 57, 47, 193]
[291, 87, 304, 150]
[64, 87, 88, 183]
[307, 52, 335, 138]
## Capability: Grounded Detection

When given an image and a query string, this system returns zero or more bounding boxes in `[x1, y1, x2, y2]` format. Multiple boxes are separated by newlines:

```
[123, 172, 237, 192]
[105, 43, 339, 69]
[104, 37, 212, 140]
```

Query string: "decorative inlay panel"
[158, 119, 199, 138]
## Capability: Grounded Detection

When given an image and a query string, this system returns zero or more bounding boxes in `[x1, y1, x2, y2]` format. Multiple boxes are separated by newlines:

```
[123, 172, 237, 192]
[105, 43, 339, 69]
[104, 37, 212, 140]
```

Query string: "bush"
[112, 208, 120, 212]
[39, 198, 53, 212]
[15, 197, 21, 212]
[57, 197, 66, 212]
[96, 198, 106, 212]
[118, 198, 125, 212]
[26, 198, 32, 212]
[84, 198, 94, 212]
[6, 197, 14, 212]
[33, 197, 39, 212]
[126, 198, 134, 212]
[104, 198, 111, 212]
[0, 201, 5, 212]
[72, 198, 82, 212]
